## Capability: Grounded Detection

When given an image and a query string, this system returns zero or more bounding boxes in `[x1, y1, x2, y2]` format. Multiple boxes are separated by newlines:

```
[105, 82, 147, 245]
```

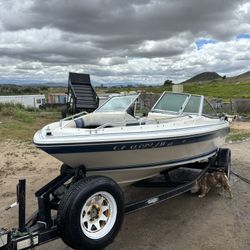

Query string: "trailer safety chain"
[231, 170, 250, 185]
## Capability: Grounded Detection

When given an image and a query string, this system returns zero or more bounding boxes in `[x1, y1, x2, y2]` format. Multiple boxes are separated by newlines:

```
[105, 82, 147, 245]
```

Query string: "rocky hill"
[182, 72, 222, 84]
[182, 70, 250, 84]
[229, 71, 250, 82]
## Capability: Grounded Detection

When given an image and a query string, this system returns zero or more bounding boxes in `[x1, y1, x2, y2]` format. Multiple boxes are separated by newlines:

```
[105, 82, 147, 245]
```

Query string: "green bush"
[14, 109, 34, 123]
[0, 103, 35, 123]
[0, 103, 25, 113]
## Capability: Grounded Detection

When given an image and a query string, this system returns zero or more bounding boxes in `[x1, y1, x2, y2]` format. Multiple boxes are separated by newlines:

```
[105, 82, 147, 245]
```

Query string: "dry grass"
[0, 103, 60, 141]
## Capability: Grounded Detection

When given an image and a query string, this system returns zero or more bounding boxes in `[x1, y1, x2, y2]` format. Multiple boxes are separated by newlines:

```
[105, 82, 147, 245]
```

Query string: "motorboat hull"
[34, 126, 229, 185]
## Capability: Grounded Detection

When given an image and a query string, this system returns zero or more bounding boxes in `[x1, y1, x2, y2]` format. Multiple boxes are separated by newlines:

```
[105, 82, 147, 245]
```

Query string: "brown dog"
[192, 170, 233, 198]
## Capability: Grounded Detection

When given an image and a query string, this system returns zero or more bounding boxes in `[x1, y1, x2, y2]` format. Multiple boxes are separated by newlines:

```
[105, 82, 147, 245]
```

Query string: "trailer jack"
[0, 165, 77, 250]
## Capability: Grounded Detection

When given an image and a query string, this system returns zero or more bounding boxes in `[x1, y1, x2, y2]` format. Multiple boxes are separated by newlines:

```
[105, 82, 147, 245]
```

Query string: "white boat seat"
[74, 112, 138, 128]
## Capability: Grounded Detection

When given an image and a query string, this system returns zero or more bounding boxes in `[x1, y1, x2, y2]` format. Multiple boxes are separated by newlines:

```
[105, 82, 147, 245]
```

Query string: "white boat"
[33, 92, 229, 185]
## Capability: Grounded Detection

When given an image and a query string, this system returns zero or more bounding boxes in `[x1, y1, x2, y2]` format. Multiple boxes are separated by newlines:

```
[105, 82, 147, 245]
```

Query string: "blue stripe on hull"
[35, 127, 229, 154]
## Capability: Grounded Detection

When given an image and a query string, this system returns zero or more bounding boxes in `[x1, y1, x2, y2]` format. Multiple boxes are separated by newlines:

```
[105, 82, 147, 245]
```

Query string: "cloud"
[98, 57, 128, 66]
[0, 0, 249, 85]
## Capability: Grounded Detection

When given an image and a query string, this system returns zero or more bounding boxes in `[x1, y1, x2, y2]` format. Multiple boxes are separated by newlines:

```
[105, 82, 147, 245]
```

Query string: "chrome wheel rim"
[80, 191, 117, 239]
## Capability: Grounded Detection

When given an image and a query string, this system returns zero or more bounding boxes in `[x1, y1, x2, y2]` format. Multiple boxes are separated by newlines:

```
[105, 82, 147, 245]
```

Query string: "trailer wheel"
[57, 176, 124, 250]
[216, 148, 231, 178]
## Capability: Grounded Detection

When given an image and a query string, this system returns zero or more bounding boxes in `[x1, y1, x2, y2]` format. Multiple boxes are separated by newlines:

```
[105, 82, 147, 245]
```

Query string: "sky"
[0, 0, 250, 86]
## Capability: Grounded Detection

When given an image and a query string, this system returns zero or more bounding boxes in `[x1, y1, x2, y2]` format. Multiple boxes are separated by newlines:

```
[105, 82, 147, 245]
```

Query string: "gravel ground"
[0, 140, 249, 250]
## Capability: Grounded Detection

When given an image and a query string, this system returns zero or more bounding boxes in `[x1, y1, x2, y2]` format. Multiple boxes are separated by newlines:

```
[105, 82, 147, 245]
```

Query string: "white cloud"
[98, 57, 128, 66]
[0, 0, 249, 85]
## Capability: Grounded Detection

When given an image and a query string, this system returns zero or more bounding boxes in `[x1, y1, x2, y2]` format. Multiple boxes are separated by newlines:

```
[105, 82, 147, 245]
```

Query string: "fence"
[210, 98, 250, 114]
[233, 99, 250, 113]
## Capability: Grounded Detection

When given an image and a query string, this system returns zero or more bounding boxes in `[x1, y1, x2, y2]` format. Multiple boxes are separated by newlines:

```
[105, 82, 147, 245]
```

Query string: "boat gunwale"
[33, 127, 229, 152]
[34, 121, 229, 146]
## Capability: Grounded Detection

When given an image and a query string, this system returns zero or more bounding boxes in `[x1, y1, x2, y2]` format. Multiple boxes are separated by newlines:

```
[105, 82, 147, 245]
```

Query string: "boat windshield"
[96, 94, 139, 112]
[152, 92, 202, 114]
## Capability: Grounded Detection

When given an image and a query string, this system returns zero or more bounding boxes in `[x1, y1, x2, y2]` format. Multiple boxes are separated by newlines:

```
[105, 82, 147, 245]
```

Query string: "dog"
[191, 170, 233, 199]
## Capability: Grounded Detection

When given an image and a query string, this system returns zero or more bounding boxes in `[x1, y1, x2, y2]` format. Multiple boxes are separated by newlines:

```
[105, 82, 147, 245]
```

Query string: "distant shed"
[172, 84, 183, 93]
[0, 95, 46, 108]
[48, 93, 67, 104]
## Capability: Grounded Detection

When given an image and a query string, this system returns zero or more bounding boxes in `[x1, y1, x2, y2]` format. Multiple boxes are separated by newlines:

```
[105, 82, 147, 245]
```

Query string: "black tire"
[57, 176, 124, 250]
[216, 148, 231, 178]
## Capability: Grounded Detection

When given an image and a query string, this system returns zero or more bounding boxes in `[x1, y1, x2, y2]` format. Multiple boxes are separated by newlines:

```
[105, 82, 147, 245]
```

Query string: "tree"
[164, 79, 173, 86]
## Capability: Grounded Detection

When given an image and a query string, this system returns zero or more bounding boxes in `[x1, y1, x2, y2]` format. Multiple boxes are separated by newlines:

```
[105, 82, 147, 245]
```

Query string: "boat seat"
[75, 118, 85, 128]
[74, 112, 138, 128]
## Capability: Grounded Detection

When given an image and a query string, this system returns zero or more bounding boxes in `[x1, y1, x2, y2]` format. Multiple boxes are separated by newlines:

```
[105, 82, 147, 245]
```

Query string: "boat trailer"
[0, 149, 231, 250]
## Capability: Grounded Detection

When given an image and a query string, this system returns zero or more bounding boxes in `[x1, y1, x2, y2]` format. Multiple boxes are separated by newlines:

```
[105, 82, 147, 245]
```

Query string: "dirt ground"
[230, 121, 250, 131]
[0, 138, 250, 250]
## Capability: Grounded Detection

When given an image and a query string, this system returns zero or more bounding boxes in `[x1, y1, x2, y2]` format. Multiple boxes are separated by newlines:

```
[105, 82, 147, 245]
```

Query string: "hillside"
[178, 70, 250, 100]
[182, 72, 222, 84]
[227, 71, 250, 82]
[183, 81, 250, 100]
[182, 70, 250, 84]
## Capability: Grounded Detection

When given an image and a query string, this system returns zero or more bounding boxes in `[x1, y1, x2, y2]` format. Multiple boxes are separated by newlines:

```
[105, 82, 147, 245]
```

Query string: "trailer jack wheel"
[57, 176, 124, 250]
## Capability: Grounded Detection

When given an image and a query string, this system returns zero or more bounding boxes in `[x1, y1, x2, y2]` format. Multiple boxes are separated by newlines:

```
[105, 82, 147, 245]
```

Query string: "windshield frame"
[201, 97, 218, 118]
[151, 91, 203, 115]
[95, 94, 140, 113]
